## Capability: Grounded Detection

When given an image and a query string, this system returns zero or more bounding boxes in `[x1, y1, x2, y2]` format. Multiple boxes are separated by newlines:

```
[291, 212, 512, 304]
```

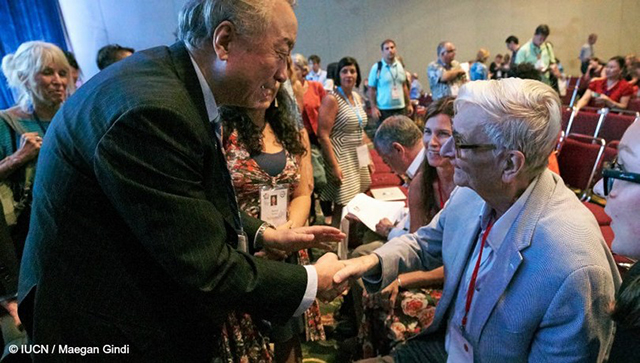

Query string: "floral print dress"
[217, 131, 325, 363]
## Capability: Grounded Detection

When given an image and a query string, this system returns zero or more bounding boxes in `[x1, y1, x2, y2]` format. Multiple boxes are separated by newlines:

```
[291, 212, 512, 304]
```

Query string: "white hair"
[291, 53, 307, 70]
[1, 41, 72, 111]
[455, 78, 561, 175]
[177, 0, 296, 48]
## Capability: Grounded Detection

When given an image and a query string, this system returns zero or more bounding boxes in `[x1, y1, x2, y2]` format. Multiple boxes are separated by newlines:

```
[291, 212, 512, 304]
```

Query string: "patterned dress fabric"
[320, 90, 371, 205]
[217, 130, 325, 363]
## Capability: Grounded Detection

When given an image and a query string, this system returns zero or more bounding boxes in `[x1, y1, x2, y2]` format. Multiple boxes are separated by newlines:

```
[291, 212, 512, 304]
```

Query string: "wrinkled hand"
[375, 218, 394, 237]
[0, 299, 21, 328]
[263, 225, 345, 253]
[15, 132, 42, 164]
[379, 279, 400, 312]
[315, 253, 349, 302]
[333, 254, 381, 286]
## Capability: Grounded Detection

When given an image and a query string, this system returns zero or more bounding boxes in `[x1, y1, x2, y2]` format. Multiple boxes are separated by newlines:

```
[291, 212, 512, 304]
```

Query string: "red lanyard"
[461, 219, 494, 329]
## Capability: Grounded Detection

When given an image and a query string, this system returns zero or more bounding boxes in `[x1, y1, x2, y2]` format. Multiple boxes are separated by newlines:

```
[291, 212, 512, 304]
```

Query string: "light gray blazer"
[365, 169, 621, 362]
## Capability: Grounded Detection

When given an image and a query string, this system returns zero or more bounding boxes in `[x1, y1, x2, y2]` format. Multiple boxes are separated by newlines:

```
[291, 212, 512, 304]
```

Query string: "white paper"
[356, 144, 371, 168]
[345, 193, 405, 232]
[370, 187, 407, 201]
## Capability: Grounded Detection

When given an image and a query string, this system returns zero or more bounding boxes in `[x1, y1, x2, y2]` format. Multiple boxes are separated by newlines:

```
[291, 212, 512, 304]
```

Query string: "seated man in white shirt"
[306, 54, 329, 88]
[337, 78, 620, 363]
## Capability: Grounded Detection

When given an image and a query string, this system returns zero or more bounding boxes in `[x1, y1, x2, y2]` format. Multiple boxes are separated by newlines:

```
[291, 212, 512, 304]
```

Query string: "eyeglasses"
[452, 132, 498, 158]
[602, 157, 640, 196]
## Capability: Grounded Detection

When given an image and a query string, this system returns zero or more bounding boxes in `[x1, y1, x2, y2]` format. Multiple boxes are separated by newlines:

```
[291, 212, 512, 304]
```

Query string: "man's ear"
[212, 20, 235, 61]
[502, 150, 526, 183]
[392, 142, 404, 154]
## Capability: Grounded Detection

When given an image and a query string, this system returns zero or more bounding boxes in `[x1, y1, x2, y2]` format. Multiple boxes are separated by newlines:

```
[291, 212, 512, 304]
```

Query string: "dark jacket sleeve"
[0, 204, 19, 302]
[92, 107, 307, 322]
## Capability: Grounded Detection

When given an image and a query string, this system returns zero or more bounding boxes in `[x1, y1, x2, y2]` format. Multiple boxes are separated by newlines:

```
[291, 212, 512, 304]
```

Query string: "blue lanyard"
[337, 87, 363, 129]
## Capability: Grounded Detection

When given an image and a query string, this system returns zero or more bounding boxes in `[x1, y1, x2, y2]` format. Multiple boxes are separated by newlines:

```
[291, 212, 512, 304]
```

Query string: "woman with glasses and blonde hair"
[595, 120, 640, 362]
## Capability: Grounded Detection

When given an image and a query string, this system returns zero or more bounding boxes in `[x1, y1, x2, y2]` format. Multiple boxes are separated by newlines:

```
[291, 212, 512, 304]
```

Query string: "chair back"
[565, 108, 607, 138]
[597, 112, 636, 143]
[557, 133, 606, 199]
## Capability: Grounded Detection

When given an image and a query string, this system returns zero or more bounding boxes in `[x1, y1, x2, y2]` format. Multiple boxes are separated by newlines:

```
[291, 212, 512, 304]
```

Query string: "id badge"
[391, 86, 401, 100]
[450, 326, 474, 361]
[237, 232, 248, 253]
[260, 185, 288, 227]
[450, 83, 460, 96]
[535, 58, 544, 71]
[356, 144, 371, 168]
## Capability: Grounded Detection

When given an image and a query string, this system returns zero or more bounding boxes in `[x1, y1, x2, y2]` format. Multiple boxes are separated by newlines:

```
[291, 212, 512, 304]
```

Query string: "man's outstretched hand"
[263, 225, 345, 253]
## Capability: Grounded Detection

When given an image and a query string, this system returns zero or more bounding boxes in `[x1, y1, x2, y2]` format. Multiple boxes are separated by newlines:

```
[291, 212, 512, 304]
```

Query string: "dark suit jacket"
[17, 42, 307, 362]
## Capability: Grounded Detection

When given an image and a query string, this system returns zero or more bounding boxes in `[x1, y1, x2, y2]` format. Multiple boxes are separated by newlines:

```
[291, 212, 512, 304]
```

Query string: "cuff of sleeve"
[387, 227, 407, 240]
[293, 265, 318, 317]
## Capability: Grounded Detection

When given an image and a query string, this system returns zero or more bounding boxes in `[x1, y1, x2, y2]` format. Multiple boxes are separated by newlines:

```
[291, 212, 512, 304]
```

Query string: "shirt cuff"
[293, 265, 318, 317]
[387, 226, 408, 240]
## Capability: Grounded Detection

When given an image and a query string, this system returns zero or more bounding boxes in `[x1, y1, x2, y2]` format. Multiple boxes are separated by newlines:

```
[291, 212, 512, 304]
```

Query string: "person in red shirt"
[576, 56, 633, 110]
[292, 53, 326, 145]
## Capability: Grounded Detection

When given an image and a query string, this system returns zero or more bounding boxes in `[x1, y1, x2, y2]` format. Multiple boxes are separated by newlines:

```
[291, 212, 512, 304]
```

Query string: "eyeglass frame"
[602, 157, 640, 196]
[451, 131, 498, 158]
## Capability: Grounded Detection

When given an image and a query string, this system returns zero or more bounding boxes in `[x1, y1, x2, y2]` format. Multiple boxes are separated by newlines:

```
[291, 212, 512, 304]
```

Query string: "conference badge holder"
[260, 185, 288, 227]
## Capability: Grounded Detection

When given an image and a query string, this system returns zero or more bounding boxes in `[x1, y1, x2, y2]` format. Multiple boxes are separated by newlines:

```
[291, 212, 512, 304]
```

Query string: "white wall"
[59, 0, 640, 86]
[59, 0, 187, 81]
[292, 0, 640, 89]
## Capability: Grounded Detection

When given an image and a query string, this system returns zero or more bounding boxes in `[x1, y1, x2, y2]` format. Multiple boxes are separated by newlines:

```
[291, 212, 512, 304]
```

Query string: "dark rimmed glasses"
[452, 132, 498, 158]
[602, 157, 640, 196]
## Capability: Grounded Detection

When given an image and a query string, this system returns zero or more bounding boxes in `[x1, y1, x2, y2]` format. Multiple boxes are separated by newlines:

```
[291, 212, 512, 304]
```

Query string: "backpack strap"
[375, 61, 383, 86]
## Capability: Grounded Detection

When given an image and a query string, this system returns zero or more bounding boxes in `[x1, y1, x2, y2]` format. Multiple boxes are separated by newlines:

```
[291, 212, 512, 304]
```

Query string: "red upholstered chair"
[418, 94, 433, 107]
[369, 173, 402, 188]
[597, 113, 637, 143]
[628, 99, 640, 112]
[561, 107, 572, 132]
[557, 133, 606, 199]
[583, 201, 611, 226]
[565, 108, 607, 137]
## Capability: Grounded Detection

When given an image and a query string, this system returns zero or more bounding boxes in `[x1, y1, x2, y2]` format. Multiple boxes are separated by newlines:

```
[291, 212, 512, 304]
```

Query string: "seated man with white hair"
[336, 78, 621, 362]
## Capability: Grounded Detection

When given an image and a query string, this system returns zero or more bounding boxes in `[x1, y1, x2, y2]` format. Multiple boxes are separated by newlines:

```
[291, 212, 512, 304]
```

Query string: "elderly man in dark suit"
[17, 0, 346, 361]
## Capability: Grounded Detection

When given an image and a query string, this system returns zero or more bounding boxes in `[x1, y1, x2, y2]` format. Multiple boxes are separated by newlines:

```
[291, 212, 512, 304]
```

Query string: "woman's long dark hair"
[421, 96, 455, 220]
[611, 269, 640, 329]
[220, 85, 306, 157]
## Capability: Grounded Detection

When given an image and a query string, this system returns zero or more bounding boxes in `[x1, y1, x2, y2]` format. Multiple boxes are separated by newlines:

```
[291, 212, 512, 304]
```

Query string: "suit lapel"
[466, 170, 556, 343]
[168, 42, 240, 231]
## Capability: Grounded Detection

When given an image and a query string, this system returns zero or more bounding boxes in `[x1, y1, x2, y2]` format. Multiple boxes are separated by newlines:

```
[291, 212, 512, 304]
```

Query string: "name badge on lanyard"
[391, 85, 401, 100]
[356, 144, 371, 168]
[260, 185, 288, 227]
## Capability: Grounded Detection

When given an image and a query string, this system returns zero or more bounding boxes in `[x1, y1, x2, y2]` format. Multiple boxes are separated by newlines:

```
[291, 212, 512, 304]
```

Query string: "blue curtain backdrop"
[0, 0, 68, 109]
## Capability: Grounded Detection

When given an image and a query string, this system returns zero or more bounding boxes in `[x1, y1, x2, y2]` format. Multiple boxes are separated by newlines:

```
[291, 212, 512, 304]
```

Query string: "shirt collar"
[189, 54, 219, 122]
[477, 175, 540, 251]
[382, 58, 398, 68]
[406, 147, 425, 180]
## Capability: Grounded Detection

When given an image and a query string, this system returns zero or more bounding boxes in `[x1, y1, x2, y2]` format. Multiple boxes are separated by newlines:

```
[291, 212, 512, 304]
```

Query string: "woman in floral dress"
[218, 86, 324, 363]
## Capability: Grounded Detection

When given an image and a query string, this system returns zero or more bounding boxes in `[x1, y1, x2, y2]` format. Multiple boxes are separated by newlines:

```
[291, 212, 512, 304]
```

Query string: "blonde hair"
[476, 48, 490, 63]
[455, 78, 561, 175]
[1, 41, 72, 111]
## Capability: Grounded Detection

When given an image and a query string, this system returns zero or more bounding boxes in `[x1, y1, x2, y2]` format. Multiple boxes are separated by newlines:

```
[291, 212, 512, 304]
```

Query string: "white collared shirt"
[445, 176, 540, 362]
[387, 148, 425, 239]
[188, 54, 316, 317]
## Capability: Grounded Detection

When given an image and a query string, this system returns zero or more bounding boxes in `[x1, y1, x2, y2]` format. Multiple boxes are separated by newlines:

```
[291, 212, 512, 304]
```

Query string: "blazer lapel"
[466, 170, 556, 343]
[168, 41, 240, 231]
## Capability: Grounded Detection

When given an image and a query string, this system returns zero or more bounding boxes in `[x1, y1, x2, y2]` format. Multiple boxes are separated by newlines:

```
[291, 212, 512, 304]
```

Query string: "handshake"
[313, 253, 381, 302]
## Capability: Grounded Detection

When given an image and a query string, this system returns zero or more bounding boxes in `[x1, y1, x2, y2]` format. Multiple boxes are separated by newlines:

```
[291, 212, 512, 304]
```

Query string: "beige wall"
[293, 0, 640, 89]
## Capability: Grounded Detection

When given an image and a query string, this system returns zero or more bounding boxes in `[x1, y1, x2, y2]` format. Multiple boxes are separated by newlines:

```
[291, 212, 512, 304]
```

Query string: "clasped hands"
[260, 224, 381, 302]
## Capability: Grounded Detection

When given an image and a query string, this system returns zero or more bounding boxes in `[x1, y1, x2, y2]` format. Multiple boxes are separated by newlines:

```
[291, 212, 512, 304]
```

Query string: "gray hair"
[291, 53, 307, 70]
[374, 115, 422, 156]
[177, 0, 296, 48]
[455, 78, 561, 176]
[436, 41, 449, 57]
[1, 41, 72, 111]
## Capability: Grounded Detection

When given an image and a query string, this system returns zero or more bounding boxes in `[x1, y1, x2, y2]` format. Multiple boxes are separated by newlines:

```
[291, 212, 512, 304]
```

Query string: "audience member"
[515, 24, 562, 87]
[0, 40, 71, 362]
[96, 43, 134, 70]
[628, 60, 639, 91]
[409, 73, 424, 100]
[623, 54, 637, 81]
[17, 1, 347, 361]
[594, 120, 640, 363]
[470, 48, 490, 81]
[220, 85, 322, 362]
[505, 35, 520, 71]
[0, 41, 71, 255]
[579, 33, 598, 74]
[307, 54, 329, 88]
[319, 57, 372, 228]
[575, 56, 633, 110]
[367, 39, 412, 123]
[577, 57, 605, 96]
[337, 78, 620, 362]
[489, 54, 504, 79]
[427, 41, 466, 100]
[63, 50, 82, 89]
